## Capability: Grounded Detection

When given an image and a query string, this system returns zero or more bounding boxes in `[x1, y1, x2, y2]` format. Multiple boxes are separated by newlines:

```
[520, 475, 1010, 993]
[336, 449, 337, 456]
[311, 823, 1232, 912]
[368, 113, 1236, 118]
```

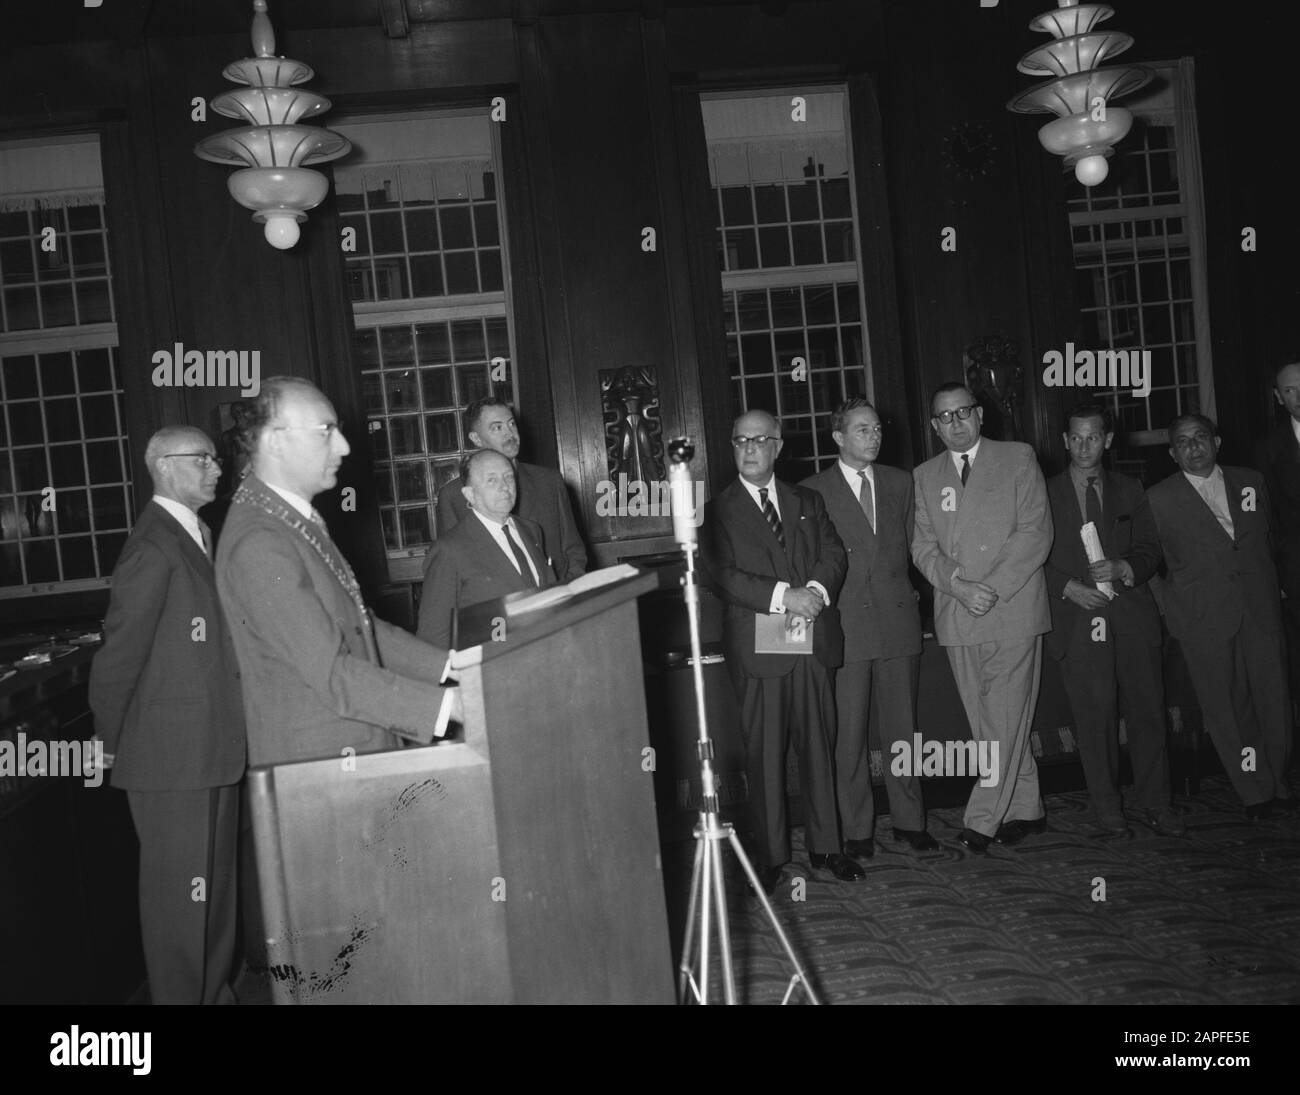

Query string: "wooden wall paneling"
[848, 73, 912, 469]
[519, 13, 689, 554]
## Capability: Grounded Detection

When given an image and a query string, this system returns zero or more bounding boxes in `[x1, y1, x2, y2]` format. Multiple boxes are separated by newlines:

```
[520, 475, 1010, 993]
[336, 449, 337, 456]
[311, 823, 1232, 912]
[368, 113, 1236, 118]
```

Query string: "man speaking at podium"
[216, 376, 455, 767]
[702, 409, 861, 895]
[418, 448, 556, 648]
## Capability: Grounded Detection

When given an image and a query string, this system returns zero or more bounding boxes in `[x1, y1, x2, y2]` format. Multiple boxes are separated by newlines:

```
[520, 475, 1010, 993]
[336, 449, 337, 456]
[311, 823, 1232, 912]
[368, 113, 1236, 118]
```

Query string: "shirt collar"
[1290, 417, 1300, 446]
[949, 437, 981, 474]
[152, 495, 202, 543]
[1069, 463, 1102, 490]
[739, 475, 777, 501]
[838, 459, 873, 489]
[1183, 464, 1224, 490]
[265, 481, 316, 520]
[471, 506, 511, 531]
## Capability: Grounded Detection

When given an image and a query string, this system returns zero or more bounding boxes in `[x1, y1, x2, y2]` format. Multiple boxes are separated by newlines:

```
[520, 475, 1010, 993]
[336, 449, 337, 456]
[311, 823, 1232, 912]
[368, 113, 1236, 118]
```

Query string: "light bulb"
[1075, 155, 1110, 187]
[263, 214, 301, 249]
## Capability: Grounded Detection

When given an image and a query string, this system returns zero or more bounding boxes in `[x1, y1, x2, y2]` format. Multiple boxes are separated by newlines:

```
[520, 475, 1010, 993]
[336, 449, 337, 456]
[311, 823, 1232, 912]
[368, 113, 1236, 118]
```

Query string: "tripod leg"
[726, 828, 820, 1005]
[707, 824, 738, 1004]
[699, 817, 713, 1005]
[676, 825, 707, 1003]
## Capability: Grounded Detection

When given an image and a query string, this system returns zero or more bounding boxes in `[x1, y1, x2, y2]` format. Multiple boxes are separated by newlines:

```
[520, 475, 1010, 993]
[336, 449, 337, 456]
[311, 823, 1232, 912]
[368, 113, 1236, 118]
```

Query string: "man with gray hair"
[90, 424, 246, 1004]
[216, 376, 456, 767]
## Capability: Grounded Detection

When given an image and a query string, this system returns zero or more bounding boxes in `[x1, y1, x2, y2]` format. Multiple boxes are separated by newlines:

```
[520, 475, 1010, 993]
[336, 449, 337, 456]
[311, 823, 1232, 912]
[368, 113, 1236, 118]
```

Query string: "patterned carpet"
[663, 775, 1300, 1005]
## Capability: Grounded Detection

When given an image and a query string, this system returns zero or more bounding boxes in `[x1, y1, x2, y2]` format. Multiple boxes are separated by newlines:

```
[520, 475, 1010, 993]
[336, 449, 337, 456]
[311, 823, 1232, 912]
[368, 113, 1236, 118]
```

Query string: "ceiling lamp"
[194, 1, 351, 249]
[1006, 1, 1152, 187]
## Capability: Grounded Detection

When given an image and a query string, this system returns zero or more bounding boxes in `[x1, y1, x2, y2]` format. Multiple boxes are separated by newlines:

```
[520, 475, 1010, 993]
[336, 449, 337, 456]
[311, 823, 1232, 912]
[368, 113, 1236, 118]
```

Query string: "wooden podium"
[246, 571, 674, 1004]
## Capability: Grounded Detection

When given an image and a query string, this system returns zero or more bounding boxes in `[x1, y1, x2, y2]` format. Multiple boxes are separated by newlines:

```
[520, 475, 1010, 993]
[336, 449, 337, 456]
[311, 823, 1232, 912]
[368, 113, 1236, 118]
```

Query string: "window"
[333, 112, 517, 578]
[703, 88, 872, 479]
[1065, 59, 1212, 480]
[0, 135, 131, 596]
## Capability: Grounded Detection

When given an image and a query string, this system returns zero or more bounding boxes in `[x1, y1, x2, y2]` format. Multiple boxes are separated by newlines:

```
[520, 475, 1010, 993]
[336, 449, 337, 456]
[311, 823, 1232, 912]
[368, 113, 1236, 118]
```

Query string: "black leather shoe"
[893, 827, 940, 851]
[956, 828, 990, 854]
[994, 816, 1047, 844]
[749, 864, 783, 897]
[1244, 801, 1273, 821]
[809, 852, 867, 881]
[843, 838, 875, 860]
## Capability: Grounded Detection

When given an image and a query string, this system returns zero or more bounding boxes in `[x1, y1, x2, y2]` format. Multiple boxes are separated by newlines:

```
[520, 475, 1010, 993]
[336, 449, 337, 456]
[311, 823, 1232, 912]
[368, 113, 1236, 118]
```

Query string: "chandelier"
[194, 1, 350, 249]
[1006, 1, 1152, 187]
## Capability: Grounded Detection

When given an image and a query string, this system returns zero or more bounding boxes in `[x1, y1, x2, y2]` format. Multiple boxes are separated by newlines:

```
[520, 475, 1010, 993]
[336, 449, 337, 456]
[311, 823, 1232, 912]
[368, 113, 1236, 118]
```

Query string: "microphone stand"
[668, 439, 819, 1005]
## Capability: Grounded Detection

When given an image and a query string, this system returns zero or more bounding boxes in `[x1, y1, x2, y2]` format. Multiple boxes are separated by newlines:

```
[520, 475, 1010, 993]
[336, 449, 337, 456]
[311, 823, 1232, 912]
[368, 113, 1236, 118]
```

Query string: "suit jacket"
[215, 475, 450, 768]
[417, 512, 556, 648]
[912, 438, 1052, 646]
[1043, 468, 1162, 660]
[1142, 464, 1282, 643]
[1256, 421, 1300, 602]
[88, 501, 246, 792]
[800, 462, 922, 662]
[701, 477, 846, 681]
[436, 460, 587, 583]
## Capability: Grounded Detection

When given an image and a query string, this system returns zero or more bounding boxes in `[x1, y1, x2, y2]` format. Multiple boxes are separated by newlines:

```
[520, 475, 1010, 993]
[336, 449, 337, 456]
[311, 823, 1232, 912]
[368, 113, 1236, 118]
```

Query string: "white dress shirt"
[1184, 464, 1234, 537]
[737, 476, 829, 613]
[838, 459, 875, 530]
[949, 437, 982, 479]
[472, 508, 541, 586]
[266, 481, 316, 522]
[153, 495, 206, 556]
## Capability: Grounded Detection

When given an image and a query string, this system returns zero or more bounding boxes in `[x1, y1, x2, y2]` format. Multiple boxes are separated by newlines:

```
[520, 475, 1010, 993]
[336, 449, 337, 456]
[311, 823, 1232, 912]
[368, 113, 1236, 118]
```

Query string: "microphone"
[667, 438, 697, 547]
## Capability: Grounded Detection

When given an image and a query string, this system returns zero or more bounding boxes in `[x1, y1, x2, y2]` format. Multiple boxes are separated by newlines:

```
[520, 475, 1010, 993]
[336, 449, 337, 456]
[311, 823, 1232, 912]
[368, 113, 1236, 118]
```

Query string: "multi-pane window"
[334, 112, 516, 577]
[0, 136, 131, 596]
[1065, 60, 1212, 479]
[703, 89, 871, 479]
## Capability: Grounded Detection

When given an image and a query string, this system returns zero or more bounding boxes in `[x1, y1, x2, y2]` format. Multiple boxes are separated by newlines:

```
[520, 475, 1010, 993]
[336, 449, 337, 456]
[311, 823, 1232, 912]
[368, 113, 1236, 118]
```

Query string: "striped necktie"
[759, 487, 785, 548]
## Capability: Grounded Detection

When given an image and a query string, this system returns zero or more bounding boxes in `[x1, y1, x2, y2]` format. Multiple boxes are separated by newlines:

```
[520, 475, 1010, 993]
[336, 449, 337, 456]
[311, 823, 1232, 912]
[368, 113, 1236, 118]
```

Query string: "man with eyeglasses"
[215, 376, 456, 767]
[89, 426, 246, 1003]
[1043, 401, 1181, 838]
[701, 409, 861, 895]
[435, 396, 587, 583]
[1141, 413, 1295, 817]
[801, 398, 938, 861]
[912, 383, 1053, 855]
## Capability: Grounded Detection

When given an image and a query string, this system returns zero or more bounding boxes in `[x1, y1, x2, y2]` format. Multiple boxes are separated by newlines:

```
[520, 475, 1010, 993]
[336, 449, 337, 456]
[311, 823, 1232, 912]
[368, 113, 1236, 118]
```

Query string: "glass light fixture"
[1006, 1, 1152, 187]
[194, 1, 350, 249]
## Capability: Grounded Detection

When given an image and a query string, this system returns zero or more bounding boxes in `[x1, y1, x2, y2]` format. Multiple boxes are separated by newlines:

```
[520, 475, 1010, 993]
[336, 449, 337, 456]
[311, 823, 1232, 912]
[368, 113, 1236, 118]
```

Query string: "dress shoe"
[1270, 796, 1298, 817]
[993, 816, 1047, 845]
[809, 852, 867, 881]
[749, 864, 783, 897]
[1097, 810, 1132, 837]
[955, 828, 990, 854]
[843, 837, 876, 860]
[893, 827, 940, 851]
[1243, 801, 1272, 821]
[1139, 806, 1187, 837]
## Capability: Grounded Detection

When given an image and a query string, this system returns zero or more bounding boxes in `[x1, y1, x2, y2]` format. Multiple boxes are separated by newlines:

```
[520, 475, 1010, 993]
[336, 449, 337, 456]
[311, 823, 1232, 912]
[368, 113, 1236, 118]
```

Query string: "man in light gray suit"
[802, 398, 938, 860]
[911, 383, 1053, 854]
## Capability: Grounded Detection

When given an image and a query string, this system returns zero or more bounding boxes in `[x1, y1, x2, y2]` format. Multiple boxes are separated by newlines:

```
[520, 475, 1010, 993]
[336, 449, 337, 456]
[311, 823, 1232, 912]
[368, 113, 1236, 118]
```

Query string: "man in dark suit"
[418, 448, 556, 648]
[216, 377, 456, 767]
[435, 397, 587, 582]
[701, 409, 861, 894]
[1044, 401, 1182, 837]
[912, 383, 1053, 854]
[1143, 413, 1295, 817]
[1256, 355, 1300, 727]
[801, 398, 938, 859]
[89, 426, 247, 1004]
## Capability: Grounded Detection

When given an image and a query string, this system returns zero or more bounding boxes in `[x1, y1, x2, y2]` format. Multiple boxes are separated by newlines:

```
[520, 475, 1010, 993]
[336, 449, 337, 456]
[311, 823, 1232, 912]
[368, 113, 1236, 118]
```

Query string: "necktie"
[960, 454, 971, 486]
[759, 487, 785, 548]
[1085, 476, 1102, 528]
[858, 469, 876, 532]
[504, 524, 538, 588]
[198, 518, 213, 561]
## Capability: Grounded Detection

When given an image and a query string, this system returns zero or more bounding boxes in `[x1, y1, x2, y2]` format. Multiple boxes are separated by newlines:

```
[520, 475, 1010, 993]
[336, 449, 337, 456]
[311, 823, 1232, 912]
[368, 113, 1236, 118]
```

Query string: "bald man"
[418, 448, 556, 649]
[701, 409, 859, 895]
[89, 425, 247, 1004]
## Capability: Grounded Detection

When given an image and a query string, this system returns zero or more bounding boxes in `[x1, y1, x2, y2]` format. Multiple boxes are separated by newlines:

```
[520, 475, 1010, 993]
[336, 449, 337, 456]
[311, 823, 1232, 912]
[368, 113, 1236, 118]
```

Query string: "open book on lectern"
[501, 562, 640, 617]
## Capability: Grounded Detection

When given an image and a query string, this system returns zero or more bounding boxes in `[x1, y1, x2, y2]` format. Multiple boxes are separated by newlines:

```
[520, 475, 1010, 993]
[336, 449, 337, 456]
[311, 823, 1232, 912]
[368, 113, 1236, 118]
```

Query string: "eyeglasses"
[161, 453, 221, 469]
[273, 423, 340, 441]
[932, 404, 978, 426]
[731, 435, 780, 449]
